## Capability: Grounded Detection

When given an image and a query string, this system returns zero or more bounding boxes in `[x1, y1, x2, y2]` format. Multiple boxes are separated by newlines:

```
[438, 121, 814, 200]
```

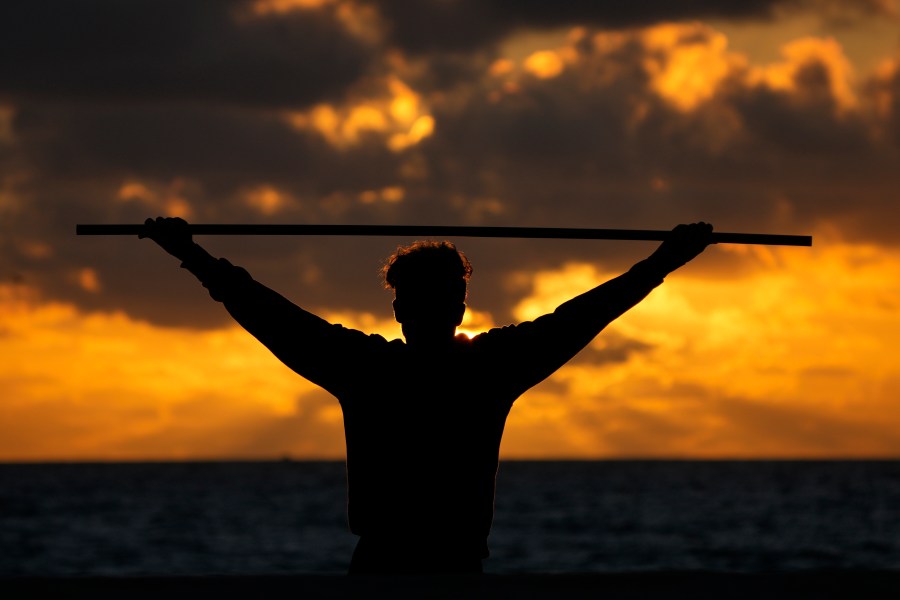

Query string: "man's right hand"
[139, 216, 195, 261]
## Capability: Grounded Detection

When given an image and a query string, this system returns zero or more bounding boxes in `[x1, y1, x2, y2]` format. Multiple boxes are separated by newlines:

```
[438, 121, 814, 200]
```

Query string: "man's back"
[341, 334, 509, 563]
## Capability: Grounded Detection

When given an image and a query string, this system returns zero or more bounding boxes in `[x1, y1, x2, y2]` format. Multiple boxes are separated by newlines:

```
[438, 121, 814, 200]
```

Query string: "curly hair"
[382, 240, 473, 300]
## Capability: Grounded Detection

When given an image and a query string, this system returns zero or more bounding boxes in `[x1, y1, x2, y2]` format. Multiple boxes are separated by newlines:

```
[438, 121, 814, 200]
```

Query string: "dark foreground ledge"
[3, 572, 900, 599]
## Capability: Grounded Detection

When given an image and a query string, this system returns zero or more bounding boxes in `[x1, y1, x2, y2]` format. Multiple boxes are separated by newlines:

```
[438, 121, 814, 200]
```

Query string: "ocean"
[1, 461, 898, 576]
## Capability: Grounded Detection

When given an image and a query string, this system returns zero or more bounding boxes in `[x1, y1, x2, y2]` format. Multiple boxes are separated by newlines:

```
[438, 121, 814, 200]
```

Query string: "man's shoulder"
[469, 322, 531, 345]
[316, 321, 397, 351]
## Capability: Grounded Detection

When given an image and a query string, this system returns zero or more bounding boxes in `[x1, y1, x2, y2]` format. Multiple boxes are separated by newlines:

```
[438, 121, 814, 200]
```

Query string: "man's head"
[383, 241, 473, 344]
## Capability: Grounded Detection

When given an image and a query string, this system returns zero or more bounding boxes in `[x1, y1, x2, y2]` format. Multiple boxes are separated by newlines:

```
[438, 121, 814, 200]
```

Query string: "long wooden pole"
[75, 224, 812, 246]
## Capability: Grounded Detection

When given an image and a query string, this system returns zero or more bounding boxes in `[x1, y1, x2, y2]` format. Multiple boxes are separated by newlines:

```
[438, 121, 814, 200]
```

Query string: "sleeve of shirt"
[179, 246, 382, 398]
[475, 258, 667, 398]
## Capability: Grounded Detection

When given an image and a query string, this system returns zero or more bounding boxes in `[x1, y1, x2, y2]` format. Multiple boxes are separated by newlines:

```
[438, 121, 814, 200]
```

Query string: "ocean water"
[0, 461, 898, 576]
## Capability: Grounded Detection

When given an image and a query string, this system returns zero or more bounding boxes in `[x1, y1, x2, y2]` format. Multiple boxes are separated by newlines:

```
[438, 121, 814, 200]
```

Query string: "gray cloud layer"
[2, 1, 898, 329]
[368, 0, 783, 54]
[0, 1, 372, 108]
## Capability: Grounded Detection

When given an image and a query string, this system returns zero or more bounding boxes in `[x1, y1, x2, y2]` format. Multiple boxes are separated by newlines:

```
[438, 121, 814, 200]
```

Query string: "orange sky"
[3, 232, 899, 460]
[2, 1, 900, 460]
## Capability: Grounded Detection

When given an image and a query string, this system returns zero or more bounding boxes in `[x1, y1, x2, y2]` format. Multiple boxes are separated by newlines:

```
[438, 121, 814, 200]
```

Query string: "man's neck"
[402, 326, 458, 348]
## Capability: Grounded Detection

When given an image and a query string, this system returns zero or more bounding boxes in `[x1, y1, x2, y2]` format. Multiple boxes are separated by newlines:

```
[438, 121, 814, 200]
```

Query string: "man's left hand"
[647, 222, 714, 275]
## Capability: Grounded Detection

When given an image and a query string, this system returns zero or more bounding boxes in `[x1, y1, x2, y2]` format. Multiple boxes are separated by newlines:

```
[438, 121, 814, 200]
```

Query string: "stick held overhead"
[75, 224, 812, 246]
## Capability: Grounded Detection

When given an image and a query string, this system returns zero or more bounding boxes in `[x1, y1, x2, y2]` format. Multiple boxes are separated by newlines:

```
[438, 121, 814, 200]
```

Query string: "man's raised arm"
[554, 222, 713, 330]
[489, 223, 713, 392]
[139, 217, 363, 391]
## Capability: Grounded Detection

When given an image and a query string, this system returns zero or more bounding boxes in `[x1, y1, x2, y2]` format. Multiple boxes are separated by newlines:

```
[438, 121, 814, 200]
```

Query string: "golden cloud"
[243, 184, 295, 215]
[748, 36, 858, 112]
[117, 178, 196, 219]
[252, 0, 334, 14]
[524, 50, 566, 79]
[641, 23, 746, 112]
[286, 77, 434, 152]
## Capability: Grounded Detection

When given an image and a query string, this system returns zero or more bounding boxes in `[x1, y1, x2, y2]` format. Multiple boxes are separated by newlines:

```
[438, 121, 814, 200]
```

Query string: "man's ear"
[453, 303, 466, 326]
[392, 298, 405, 324]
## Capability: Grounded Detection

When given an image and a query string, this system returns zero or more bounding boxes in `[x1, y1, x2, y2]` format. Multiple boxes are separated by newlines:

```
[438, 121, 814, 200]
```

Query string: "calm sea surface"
[1, 461, 898, 575]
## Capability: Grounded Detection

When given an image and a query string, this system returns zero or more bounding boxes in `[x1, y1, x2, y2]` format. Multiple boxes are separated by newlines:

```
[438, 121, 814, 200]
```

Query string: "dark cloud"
[730, 65, 871, 156]
[0, 0, 372, 108]
[869, 60, 900, 145]
[3, 99, 416, 327]
[12, 103, 321, 183]
[4, 3, 899, 332]
[369, 0, 900, 58]
[811, 0, 900, 28]
[367, 0, 784, 55]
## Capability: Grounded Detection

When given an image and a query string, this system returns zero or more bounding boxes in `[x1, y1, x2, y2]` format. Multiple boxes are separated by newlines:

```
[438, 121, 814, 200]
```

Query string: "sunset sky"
[2, 0, 900, 460]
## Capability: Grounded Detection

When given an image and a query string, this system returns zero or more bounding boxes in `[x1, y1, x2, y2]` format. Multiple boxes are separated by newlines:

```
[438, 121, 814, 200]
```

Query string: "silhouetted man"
[141, 217, 712, 574]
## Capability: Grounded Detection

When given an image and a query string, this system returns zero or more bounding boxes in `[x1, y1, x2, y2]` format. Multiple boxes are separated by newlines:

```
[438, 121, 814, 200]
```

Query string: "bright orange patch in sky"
[641, 23, 742, 111]
[286, 77, 434, 152]
[524, 50, 565, 79]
